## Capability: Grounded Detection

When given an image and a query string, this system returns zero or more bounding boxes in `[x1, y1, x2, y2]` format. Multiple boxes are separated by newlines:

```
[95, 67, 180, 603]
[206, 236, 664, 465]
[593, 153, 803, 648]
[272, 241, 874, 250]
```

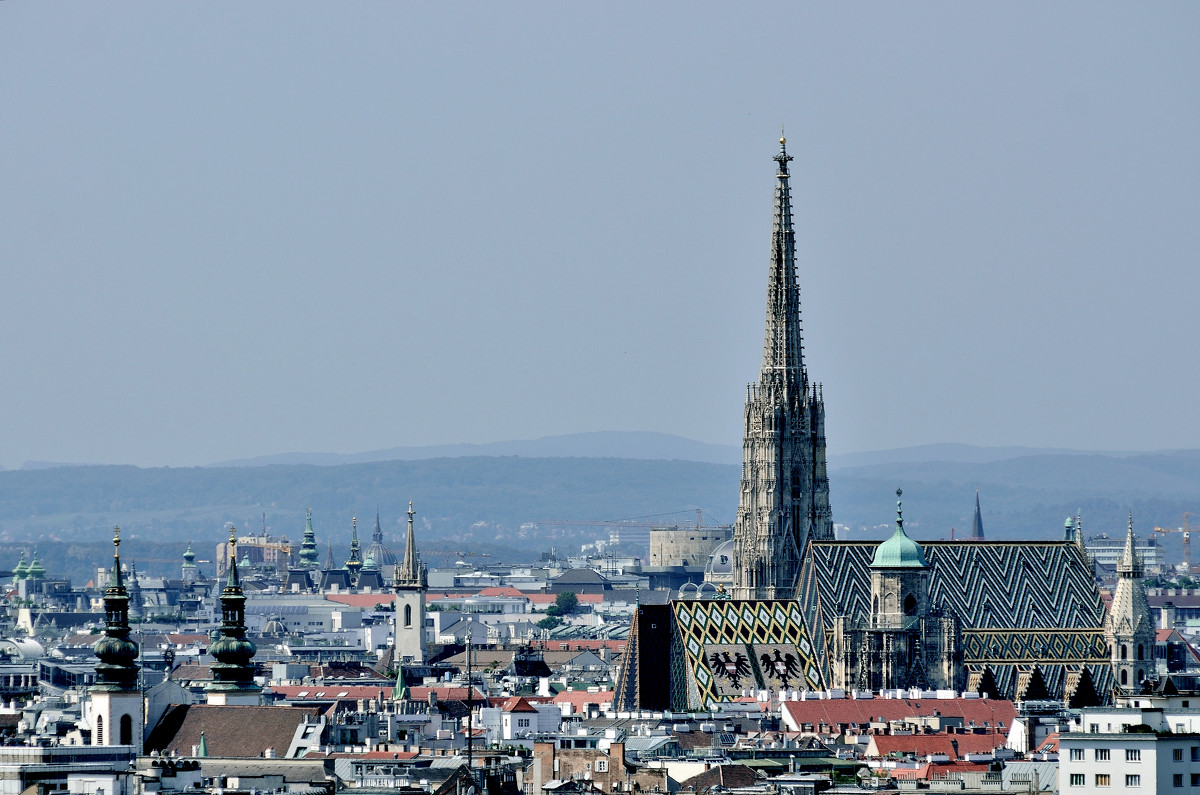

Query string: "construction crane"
[1153, 512, 1192, 575]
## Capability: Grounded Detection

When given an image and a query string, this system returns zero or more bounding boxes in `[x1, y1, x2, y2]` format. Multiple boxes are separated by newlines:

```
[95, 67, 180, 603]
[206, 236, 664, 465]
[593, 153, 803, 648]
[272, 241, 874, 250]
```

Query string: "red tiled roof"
[167, 633, 209, 645]
[324, 593, 397, 607]
[869, 732, 1006, 761]
[553, 690, 614, 709]
[477, 587, 527, 597]
[782, 698, 1016, 733]
[1037, 732, 1060, 753]
[146, 704, 324, 758]
[500, 696, 539, 713]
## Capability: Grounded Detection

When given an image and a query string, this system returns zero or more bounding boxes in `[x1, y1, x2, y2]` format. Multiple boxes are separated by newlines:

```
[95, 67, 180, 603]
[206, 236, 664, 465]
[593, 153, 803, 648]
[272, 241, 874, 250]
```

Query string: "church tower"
[207, 528, 261, 705]
[393, 501, 428, 663]
[729, 137, 833, 599]
[89, 527, 143, 748]
[1105, 516, 1154, 693]
[298, 508, 319, 569]
[345, 515, 363, 585]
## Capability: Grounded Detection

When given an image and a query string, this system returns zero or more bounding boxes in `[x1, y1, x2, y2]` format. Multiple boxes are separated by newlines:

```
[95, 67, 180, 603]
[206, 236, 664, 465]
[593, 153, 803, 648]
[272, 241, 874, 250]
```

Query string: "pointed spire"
[198, 731, 208, 757]
[325, 540, 335, 570]
[760, 134, 806, 389]
[374, 508, 384, 544]
[393, 660, 409, 700]
[226, 527, 241, 589]
[969, 491, 985, 541]
[299, 508, 320, 569]
[395, 501, 426, 588]
[1118, 513, 1143, 578]
[346, 514, 363, 576]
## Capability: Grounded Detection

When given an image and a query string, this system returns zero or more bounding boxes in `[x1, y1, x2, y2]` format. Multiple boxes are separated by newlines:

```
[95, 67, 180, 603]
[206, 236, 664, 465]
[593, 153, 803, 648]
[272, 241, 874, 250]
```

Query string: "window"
[1174, 748, 1183, 762]
[1174, 774, 1183, 787]
[95, 715, 103, 745]
[1095, 774, 1110, 787]
[1125, 774, 1140, 787]
[404, 604, 412, 628]
[595, 760, 609, 773]
[1126, 749, 1141, 762]
[119, 714, 132, 745]
[1192, 747, 1199, 762]
[1069, 774, 1084, 787]
[1096, 748, 1110, 761]
[1069, 748, 1084, 760]
[1090, 724, 1101, 734]
[1192, 773, 1200, 787]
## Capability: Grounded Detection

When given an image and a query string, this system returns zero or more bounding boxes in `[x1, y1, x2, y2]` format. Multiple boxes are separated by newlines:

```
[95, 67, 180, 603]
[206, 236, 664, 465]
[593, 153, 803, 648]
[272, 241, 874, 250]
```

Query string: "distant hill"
[207, 431, 744, 468]
[3, 442, 1199, 585]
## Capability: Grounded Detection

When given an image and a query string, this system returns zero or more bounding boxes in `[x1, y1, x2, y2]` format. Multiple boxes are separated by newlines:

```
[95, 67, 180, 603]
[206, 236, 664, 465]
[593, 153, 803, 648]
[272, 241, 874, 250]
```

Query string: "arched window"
[120, 714, 133, 746]
[1121, 644, 1128, 660]
[404, 604, 412, 628]
[1120, 669, 1128, 686]
[903, 594, 917, 616]
[872, 596, 879, 615]
[96, 715, 104, 745]
[1137, 669, 1144, 683]
[1137, 644, 1144, 660]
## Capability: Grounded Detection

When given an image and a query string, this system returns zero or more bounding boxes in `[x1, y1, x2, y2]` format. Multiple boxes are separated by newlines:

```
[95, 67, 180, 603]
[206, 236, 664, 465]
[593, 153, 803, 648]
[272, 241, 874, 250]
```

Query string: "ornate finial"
[780, 123, 786, 147]
[774, 132, 793, 173]
[113, 526, 121, 553]
[408, 500, 415, 520]
[896, 488, 904, 529]
[229, 526, 237, 547]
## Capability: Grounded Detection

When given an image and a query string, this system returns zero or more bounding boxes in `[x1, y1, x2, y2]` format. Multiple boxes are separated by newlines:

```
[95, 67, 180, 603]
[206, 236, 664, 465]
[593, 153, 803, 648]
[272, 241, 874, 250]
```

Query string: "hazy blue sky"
[2, 3, 1197, 469]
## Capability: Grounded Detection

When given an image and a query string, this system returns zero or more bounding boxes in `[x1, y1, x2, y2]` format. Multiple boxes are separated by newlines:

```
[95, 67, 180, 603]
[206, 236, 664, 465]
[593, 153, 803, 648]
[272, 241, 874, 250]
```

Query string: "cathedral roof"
[870, 490, 928, 569]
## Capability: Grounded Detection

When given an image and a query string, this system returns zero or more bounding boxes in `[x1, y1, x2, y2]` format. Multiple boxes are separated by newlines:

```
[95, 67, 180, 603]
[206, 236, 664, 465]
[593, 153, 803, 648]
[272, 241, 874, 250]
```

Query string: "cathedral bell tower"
[727, 136, 834, 600]
[1105, 515, 1155, 693]
[393, 501, 428, 664]
[89, 527, 143, 749]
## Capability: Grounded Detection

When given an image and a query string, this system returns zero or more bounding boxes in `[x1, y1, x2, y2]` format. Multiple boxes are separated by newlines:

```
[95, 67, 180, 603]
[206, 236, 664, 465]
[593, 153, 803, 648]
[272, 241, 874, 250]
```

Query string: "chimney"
[1162, 601, 1176, 630]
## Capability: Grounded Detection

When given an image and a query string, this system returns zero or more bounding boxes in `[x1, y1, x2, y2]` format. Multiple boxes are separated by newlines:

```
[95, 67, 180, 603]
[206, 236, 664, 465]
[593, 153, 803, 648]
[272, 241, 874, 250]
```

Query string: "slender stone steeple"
[1105, 515, 1154, 693]
[969, 491, 986, 541]
[345, 515, 363, 582]
[207, 527, 260, 705]
[89, 527, 143, 747]
[299, 508, 319, 569]
[395, 501, 427, 588]
[727, 136, 833, 600]
[394, 501, 428, 663]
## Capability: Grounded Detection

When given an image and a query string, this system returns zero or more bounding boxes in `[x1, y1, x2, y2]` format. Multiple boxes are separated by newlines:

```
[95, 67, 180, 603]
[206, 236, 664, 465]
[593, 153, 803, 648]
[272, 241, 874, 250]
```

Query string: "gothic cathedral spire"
[728, 136, 833, 600]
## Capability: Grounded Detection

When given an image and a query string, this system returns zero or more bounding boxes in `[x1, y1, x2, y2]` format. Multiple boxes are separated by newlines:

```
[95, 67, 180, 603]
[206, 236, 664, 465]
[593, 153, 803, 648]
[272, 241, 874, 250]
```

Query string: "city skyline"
[2, 3, 1198, 468]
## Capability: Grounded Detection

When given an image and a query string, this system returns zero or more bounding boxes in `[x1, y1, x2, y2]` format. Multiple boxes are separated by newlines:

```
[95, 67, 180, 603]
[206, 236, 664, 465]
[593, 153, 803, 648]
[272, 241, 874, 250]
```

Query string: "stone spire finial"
[1117, 513, 1143, 578]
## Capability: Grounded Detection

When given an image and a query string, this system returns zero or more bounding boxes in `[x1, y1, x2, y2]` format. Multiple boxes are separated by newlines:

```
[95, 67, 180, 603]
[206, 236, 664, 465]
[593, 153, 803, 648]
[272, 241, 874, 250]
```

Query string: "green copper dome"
[27, 552, 45, 580]
[12, 553, 28, 581]
[870, 490, 928, 569]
